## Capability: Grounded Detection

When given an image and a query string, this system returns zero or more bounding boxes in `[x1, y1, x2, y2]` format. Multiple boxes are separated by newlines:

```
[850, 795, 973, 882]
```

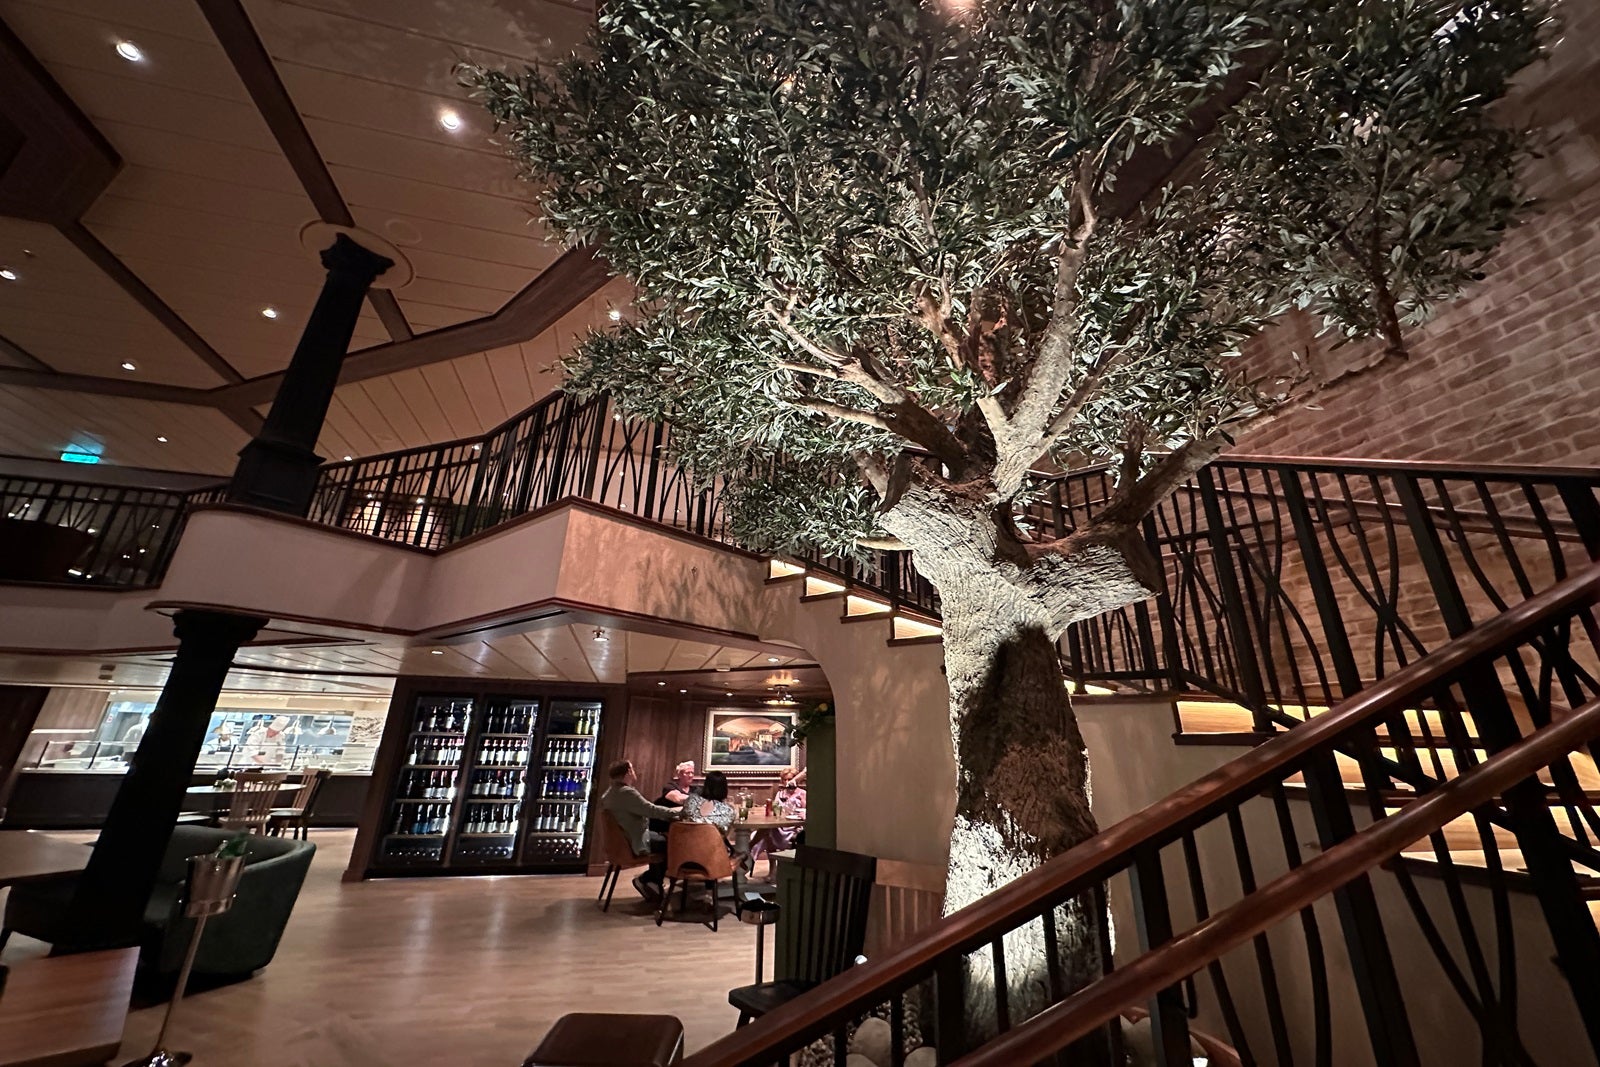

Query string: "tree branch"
[1031, 342, 1140, 462]
[791, 397, 893, 432]
[1089, 437, 1226, 530]
[856, 535, 908, 551]
[988, 156, 1102, 495]
[768, 302, 848, 367]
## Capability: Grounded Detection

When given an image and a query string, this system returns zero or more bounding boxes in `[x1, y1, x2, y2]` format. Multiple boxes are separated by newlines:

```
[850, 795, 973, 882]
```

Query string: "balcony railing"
[0, 477, 225, 588]
[7, 392, 1596, 740]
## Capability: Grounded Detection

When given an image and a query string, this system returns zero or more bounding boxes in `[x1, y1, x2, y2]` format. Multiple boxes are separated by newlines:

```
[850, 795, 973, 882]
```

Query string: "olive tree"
[466, 0, 1548, 1035]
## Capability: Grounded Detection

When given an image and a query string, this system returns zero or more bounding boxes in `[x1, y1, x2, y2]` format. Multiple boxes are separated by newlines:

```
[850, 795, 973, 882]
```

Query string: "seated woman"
[747, 768, 807, 875]
[679, 770, 735, 832]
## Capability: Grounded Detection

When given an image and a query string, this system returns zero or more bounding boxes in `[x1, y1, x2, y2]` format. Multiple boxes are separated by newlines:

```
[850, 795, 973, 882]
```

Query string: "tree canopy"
[465, 0, 1549, 561]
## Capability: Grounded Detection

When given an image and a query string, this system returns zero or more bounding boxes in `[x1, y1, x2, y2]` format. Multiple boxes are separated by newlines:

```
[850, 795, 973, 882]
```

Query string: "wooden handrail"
[955, 694, 1600, 1066]
[681, 562, 1600, 1067]
[1220, 452, 1600, 483]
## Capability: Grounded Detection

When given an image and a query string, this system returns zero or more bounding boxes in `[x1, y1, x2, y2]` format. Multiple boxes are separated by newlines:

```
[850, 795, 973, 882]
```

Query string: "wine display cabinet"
[359, 681, 614, 878]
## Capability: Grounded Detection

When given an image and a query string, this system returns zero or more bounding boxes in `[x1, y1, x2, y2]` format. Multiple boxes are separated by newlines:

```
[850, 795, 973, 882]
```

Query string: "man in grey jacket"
[600, 759, 680, 901]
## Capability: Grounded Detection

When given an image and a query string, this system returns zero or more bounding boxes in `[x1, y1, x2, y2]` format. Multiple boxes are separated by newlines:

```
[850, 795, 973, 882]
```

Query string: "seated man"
[659, 760, 699, 806]
[600, 758, 680, 901]
[650, 759, 698, 834]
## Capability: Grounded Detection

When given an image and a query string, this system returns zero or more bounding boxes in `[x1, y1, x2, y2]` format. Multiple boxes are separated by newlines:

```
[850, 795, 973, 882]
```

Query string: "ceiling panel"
[0, 219, 219, 385]
[0, 0, 619, 473]
[244, 0, 583, 332]
[0, 384, 247, 473]
[312, 277, 634, 457]
[265, 0, 595, 58]
[520, 626, 598, 683]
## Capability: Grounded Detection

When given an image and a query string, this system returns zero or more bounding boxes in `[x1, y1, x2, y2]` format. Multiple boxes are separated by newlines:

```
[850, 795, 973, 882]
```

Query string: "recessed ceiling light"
[767, 656, 781, 663]
[261, 306, 279, 319]
[679, 688, 687, 694]
[607, 308, 623, 322]
[430, 649, 444, 655]
[121, 361, 136, 371]
[438, 109, 463, 131]
[115, 40, 144, 63]
[0, 268, 18, 282]
[414, 497, 425, 504]
[656, 681, 665, 686]
[155, 436, 168, 443]
[715, 666, 731, 672]
[343, 455, 353, 461]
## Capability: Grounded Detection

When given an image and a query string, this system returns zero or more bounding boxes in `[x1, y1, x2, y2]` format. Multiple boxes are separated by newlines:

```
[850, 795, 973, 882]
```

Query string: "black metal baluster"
[1179, 832, 1255, 1066]
[1228, 807, 1296, 1065]
[1394, 473, 1600, 1050]
[991, 936, 1011, 1034]
[1130, 845, 1191, 1066]
[1277, 470, 1421, 1066]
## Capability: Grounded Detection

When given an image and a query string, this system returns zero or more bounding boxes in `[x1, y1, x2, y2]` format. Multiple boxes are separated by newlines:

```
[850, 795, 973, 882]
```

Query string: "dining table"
[182, 780, 298, 815]
[728, 809, 805, 882]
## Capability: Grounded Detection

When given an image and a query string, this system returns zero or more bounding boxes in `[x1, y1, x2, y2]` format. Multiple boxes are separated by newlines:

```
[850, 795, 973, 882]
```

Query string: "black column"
[229, 232, 393, 515]
[55, 610, 265, 952]
[55, 234, 392, 954]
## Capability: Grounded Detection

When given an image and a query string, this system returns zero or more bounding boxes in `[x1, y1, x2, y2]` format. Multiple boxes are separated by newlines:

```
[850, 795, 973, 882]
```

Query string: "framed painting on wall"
[704, 707, 799, 773]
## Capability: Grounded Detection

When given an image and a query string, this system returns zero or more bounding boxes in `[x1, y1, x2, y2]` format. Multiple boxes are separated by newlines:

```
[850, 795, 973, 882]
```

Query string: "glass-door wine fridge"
[378, 694, 472, 868]
[522, 699, 602, 867]
[370, 688, 606, 876]
[451, 697, 537, 866]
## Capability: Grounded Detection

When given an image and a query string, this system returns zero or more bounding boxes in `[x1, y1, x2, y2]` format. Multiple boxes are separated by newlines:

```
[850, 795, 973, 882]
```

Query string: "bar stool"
[522, 1013, 684, 1067]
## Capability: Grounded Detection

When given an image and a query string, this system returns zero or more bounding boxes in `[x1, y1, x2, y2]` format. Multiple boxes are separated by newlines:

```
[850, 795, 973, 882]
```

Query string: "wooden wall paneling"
[0, 684, 50, 821]
[863, 859, 947, 959]
[617, 693, 677, 807]
[19, 687, 110, 769]
[343, 678, 415, 880]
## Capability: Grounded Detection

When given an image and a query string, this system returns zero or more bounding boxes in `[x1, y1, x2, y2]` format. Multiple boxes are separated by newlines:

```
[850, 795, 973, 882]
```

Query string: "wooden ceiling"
[0, 623, 819, 695]
[0, 0, 621, 474]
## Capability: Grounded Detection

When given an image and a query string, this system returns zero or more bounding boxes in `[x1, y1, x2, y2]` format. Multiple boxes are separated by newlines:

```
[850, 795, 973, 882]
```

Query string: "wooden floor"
[0, 831, 756, 1066]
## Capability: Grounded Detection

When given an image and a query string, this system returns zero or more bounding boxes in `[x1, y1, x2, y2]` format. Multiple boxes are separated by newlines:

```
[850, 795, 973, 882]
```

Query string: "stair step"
[802, 575, 847, 598]
[766, 559, 807, 582]
[891, 615, 942, 642]
[843, 594, 893, 619]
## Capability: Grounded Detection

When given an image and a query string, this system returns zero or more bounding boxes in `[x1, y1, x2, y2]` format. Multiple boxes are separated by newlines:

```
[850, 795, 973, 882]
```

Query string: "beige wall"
[0, 504, 960, 868]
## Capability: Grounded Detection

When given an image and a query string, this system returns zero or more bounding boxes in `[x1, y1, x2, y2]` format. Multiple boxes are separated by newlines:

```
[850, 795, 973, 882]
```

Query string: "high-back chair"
[268, 768, 330, 840]
[218, 770, 287, 834]
[596, 810, 661, 912]
[728, 844, 876, 1024]
[656, 821, 736, 931]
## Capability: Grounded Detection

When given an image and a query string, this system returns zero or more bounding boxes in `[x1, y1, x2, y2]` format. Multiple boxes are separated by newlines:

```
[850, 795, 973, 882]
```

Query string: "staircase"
[680, 566, 1600, 1065]
[10, 391, 1600, 1059]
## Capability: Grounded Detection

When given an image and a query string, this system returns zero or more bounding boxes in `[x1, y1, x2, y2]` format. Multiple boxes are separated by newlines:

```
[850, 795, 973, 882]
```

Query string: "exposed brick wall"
[1235, 0, 1600, 468]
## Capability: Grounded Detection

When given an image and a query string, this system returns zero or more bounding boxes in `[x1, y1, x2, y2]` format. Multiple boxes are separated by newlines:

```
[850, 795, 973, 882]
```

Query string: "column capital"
[319, 232, 394, 285]
[170, 608, 268, 653]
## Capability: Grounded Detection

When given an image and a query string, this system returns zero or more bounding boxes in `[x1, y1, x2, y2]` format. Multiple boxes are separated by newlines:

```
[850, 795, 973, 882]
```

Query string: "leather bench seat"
[523, 1013, 684, 1067]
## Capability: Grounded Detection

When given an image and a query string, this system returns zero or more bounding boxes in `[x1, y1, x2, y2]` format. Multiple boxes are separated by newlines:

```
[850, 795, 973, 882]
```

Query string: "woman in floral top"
[679, 770, 735, 832]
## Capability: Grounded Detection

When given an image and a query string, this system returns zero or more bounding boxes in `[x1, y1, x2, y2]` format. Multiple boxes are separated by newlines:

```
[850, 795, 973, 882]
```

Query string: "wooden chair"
[728, 845, 876, 1025]
[656, 821, 736, 931]
[268, 769, 330, 840]
[596, 810, 662, 912]
[217, 771, 286, 834]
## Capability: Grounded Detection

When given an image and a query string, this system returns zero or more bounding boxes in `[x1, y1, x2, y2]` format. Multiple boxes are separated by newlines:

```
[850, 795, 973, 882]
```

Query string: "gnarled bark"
[879, 480, 1158, 1060]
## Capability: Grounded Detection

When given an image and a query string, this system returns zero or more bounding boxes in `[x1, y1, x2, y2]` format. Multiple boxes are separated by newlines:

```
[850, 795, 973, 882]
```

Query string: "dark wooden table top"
[0, 832, 89, 888]
[0, 947, 138, 1067]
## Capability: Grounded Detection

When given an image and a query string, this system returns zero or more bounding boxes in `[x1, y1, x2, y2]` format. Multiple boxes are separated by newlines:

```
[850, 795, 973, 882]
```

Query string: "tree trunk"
[879, 483, 1158, 1063]
[938, 590, 1113, 1061]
